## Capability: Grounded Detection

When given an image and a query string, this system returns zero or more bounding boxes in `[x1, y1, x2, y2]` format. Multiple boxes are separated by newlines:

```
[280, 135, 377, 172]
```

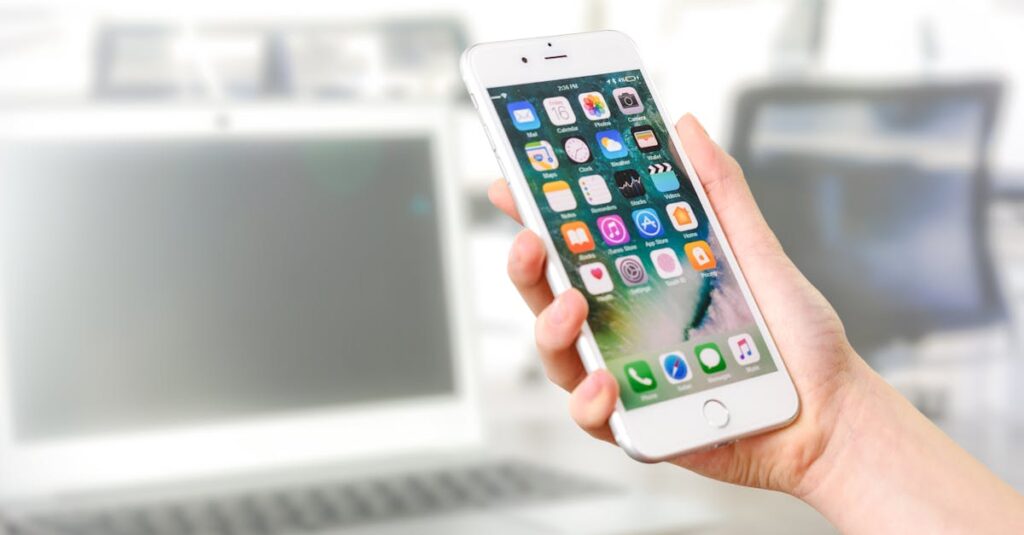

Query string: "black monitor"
[729, 80, 1005, 354]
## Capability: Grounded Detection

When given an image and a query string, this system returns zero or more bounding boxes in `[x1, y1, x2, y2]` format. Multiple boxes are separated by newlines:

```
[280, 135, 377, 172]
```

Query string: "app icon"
[578, 92, 611, 120]
[612, 87, 645, 115]
[542, 96, 576, 126]
[660, 352, 692, 383]
[561, 221, 595, 254]
[595, 130, 628, 159]
[665, 201, 697, 231]
[542, 180, 576, 212]
[615, 255, 648, 286]
[649, 248, 684, 280]
[578, 175, 612, 206]
[562, 136, 592, 164]
[579, 262, 614, 295]
[624, 360, 658, 393]
[614, 169, 645, 198]
[631, 208, 664, 239]
[649, 163, 680, 192]
[596, 214, 630, 246]
[525, 140, 559, 171]
[631, 125, 660, 152]
[507, 100, 540, 131]
[684, 240, 717, 271]
[695, 342, 727, 374]
[728, 333, 761, 366]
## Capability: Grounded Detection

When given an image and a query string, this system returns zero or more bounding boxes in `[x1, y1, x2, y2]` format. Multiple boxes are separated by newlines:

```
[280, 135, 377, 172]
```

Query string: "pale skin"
[488, 114, 1024, 534]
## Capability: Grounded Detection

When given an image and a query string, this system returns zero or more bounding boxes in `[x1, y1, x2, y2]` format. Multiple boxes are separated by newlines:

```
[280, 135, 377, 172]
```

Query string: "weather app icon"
[595, 130, 628, 159]
[631, 208, 664, 239]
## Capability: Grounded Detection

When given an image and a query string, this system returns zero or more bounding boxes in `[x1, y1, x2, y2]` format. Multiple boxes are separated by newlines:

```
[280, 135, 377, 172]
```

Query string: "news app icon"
[507, 100, 540, 131]
[728, 333, 761, 366]
[525, 140, 559, 171]
[614, 169, 645, 198]
[561, 221, 595, 254]
[596, 214, 631, 246]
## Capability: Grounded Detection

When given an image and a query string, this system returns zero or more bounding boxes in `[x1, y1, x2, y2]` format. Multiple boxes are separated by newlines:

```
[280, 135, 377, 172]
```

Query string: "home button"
[703, 399, 730, 428]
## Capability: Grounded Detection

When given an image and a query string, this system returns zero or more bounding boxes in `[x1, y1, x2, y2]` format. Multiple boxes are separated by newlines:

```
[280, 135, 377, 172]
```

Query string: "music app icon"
[728, 333, 761, 366]
[596, 215, 631, 246]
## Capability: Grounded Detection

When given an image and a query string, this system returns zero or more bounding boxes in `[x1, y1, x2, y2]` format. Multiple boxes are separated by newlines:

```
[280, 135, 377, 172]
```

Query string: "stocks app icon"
[614, 169, 645, 198]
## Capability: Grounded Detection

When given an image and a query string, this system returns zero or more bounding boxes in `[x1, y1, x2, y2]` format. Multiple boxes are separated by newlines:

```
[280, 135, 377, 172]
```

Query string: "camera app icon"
[612, 87, 644, 115]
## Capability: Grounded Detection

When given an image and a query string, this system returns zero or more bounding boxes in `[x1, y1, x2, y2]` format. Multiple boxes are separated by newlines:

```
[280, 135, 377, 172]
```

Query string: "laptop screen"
[0, 136, 455, 441]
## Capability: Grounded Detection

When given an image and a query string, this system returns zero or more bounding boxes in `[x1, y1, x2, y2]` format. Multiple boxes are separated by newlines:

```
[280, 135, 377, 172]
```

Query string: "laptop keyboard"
[3, 460, 613, 534]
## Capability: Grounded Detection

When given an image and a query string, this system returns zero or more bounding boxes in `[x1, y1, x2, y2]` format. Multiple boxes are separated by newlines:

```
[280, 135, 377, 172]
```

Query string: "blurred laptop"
[729, 80, 1006, 355]
[0, 106, 705, 534]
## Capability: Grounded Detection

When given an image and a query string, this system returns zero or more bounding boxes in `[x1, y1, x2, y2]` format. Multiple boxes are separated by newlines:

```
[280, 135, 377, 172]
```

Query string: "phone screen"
[488, 69, 778, 410]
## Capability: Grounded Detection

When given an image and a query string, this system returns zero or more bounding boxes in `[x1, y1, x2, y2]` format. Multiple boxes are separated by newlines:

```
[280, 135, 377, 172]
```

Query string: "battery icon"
[624, 75, 638, 82]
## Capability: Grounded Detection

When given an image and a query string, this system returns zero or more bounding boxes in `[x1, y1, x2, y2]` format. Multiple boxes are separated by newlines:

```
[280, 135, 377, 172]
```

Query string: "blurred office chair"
[729, 80, 1007, 357]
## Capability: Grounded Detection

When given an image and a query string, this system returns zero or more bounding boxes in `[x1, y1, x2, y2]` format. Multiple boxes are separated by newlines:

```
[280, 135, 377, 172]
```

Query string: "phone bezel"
[462, 31, 799, 461]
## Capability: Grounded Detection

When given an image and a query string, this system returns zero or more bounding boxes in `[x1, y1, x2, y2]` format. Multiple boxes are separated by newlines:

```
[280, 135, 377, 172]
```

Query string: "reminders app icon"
[507, 101, 540, 131]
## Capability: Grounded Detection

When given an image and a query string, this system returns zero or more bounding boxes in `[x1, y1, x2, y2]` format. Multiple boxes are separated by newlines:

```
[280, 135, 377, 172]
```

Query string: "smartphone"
[462, 31, 799, 461]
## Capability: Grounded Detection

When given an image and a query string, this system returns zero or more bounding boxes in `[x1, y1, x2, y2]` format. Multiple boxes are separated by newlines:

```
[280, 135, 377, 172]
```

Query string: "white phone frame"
[462, 31, 799, 461]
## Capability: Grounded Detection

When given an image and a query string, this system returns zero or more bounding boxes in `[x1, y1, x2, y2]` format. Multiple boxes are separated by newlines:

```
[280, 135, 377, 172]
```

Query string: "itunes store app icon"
[596, 215, 631, 246]
[650, 248, 684, 279]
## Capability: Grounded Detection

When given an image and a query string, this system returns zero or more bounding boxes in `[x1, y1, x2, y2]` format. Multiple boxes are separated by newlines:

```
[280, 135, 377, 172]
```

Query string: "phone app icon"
[507, 100, 540, 131]
[561, 221, 595, 254]
[695, 342, 727, 374]
[579, 262, 614, 295]
[665, 201, 697, 231]
[631, 125, 660, 152]
[684, 240, 717, 271]
[649, 163, 680, 192]
[542, 180, 577, 212]
[614, 169, 646, 198]
[543, 96, 576, 126]
[595, 130, 628, 159]
[562, 136, 592, 164]
[612, 87, 645, 115]
[631, 208, 664, 239]
[615, 255, 648, 286]
[624, 360, 658, 393]
[728, 333, 761, 365]
[525, 140, 559, 171]
[660, 352, 692, 383]
[596, 214, 631, 246]
[650, 248, 684, 279]
[578, 91, 611, 120]
[578, 175, 612, 206]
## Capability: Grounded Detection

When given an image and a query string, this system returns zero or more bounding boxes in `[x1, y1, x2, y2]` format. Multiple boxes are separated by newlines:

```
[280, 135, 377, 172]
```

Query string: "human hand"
[488, 113, 867, 496]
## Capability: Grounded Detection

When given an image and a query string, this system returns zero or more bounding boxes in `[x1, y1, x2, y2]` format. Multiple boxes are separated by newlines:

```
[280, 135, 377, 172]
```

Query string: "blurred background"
[1, 0, 1023, 533]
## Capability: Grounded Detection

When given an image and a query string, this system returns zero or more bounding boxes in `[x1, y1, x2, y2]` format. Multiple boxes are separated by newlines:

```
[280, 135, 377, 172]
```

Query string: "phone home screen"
[489, 70, 777, 410]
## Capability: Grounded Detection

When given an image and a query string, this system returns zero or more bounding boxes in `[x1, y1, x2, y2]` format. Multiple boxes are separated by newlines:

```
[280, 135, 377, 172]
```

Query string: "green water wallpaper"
[488, 69, 776, 410]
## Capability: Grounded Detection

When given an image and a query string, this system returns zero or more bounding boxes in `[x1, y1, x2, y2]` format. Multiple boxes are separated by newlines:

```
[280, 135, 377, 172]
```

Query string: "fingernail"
[548, 293, 570, 324]
[576, 373, 603, 401]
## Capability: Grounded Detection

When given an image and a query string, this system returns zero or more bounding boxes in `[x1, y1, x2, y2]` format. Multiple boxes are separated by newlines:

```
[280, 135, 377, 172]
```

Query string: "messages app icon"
[507, 100, 540, 131]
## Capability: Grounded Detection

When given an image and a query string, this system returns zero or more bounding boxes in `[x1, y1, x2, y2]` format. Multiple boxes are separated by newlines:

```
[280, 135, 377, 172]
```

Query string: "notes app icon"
[543, 180, 577, 212]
